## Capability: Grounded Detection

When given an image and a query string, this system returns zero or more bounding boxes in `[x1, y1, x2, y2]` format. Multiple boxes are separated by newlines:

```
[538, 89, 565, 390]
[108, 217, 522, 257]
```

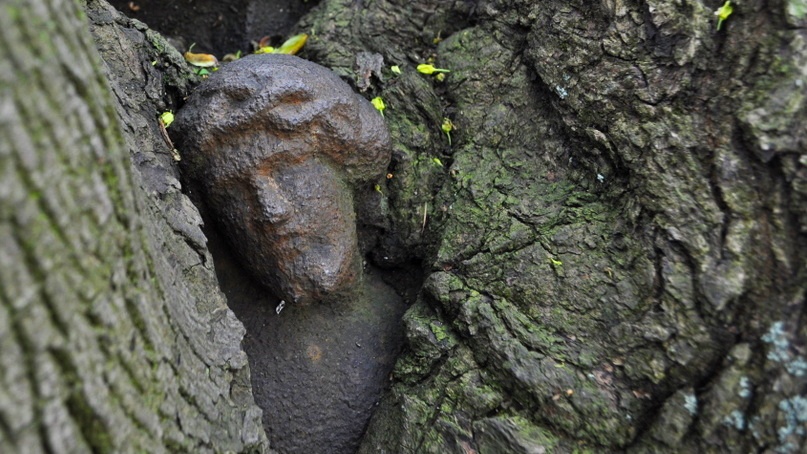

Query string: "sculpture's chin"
[275, 234, 361, 305]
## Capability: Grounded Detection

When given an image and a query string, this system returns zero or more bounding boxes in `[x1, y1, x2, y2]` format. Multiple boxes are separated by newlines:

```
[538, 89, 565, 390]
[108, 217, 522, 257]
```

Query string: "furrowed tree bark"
[3, 0, 806, 453]
[0, 0, 267, 452]
[289, 0, 807, 452]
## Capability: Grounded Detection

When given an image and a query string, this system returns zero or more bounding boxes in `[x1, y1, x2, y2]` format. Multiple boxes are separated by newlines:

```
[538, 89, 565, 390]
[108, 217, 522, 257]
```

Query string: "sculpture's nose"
[251, 175, 292, 223]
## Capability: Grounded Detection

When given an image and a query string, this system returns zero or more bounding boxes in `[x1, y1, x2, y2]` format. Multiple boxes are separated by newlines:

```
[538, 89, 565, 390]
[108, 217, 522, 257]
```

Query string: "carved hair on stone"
[172, 54, 392, 305]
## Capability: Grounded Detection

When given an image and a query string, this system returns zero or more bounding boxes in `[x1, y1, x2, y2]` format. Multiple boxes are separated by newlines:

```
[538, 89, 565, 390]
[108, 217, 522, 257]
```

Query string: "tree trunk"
[0, 0, 267, 452]
[288, 0, 807, 452]
[3, 0, 805, 452]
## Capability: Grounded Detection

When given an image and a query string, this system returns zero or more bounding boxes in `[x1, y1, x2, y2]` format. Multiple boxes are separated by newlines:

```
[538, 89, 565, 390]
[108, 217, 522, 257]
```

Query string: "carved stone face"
[172, 54, 391, 304]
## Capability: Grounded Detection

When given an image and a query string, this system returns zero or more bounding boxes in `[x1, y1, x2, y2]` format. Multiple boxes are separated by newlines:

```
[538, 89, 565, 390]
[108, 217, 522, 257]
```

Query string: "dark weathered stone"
[172, 54, 391, 305]
[209, 223, 409, 454]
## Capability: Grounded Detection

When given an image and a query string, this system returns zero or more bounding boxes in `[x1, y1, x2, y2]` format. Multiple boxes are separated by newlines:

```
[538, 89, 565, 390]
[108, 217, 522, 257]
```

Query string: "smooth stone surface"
[206, 224, 407, 454]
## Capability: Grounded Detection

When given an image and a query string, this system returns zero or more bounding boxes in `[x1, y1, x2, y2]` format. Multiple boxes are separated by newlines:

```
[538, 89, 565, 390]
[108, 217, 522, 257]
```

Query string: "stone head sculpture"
[172, 54, 391, 305]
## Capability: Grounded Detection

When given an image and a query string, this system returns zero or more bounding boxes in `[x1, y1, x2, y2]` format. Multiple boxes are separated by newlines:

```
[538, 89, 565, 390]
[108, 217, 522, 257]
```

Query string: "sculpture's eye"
[227, 85, 254, 102]
[225, 75, 263, 102]
[273, 88, 312, 106]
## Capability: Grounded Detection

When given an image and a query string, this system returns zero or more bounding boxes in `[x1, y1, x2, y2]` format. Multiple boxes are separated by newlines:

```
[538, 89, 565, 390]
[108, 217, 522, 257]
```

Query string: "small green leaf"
[432, 157, 444, 167]
[391, 65, 401, 74]
[417, 64, 450, 75]
[441, 118, 454, 133]
[441, 118, 454, 145]
[714, 1, 734, 30]
[274, 33, 308, 55]
[371, 96, 386, 116]
[159, 111, 174, 128]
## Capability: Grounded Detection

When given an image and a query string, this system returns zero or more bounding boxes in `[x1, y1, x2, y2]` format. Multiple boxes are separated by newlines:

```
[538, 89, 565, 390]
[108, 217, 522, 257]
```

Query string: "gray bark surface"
[0, 0, 267, 452]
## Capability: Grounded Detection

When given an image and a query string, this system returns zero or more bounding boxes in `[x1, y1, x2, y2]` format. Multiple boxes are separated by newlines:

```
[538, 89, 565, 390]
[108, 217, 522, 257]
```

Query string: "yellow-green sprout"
[274, 33, 308, 55]
[254, 34, 308, 55]
[391, 65, 401, 75]
[441, 118, 454, 145]
[417, 64, 450, 75]
[433, 31, 443, 45]
[371, 96, 386, 116]
[714, 1, 733, 30]
[159, 111, 175, 128]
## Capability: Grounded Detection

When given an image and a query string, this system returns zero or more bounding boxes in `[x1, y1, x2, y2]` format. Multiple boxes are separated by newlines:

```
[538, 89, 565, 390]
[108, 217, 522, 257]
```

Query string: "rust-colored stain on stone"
[306, 344, 323, 362]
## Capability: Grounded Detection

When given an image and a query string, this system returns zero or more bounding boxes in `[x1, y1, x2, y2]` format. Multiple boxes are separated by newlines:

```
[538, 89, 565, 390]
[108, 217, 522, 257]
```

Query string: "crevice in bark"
[50, 348, 113, 453]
